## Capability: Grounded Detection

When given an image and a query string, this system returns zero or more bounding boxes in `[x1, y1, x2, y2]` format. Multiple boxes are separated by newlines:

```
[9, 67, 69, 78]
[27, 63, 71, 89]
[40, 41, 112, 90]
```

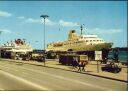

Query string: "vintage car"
[101, 62, 122, 73]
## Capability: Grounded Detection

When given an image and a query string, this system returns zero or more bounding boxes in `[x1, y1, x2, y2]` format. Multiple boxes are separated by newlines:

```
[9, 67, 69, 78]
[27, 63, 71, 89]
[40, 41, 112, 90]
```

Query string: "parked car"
[101, 62, 122, 73]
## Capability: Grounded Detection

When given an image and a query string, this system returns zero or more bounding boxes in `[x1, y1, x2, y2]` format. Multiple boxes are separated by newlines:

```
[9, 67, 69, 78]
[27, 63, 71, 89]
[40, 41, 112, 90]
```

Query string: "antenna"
[0, 31, 2, 34]
[58, 23, 61, 31]
[0, 31, 2, 45]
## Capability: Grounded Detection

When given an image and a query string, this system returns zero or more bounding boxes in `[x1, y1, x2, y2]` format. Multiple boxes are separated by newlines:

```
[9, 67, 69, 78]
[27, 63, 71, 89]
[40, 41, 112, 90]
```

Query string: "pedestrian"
[72, 57, 78, 70]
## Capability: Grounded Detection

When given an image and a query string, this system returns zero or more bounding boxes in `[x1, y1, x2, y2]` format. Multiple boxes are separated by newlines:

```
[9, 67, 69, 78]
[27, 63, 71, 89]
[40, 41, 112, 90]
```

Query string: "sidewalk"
[1, 58, 127, 83]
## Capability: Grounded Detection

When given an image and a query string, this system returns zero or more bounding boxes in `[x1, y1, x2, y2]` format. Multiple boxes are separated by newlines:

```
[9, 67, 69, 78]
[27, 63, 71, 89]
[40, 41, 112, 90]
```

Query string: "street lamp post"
[0, 31, 2, 58]
[0, 31, 2, 45]
[40, 15, 49, 66]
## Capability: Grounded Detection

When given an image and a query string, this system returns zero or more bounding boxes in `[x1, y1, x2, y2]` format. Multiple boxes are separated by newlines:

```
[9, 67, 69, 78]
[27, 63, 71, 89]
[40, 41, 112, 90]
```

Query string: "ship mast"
[80, 24, 84, 36]
[0, 31, 2, 45]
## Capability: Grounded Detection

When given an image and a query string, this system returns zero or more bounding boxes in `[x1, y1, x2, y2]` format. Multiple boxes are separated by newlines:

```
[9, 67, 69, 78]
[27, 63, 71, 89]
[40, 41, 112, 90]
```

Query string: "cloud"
[0, 29, 12, 34]
[17, 16, 40, 24]
[0, 10, 12, 17]
[41, 18, 56, 25]
[89, 28, 122, 34]
[17, 16, 25, 19]
[25, 18, 40, 23]
[24, 17, 56, 26]
[59, 20, 78, 27]
[18, 16, 78, 27]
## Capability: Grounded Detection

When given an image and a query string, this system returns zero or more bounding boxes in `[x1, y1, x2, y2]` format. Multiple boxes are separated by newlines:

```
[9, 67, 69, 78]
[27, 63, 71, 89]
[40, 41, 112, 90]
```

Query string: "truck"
[59, 54, 88, 66]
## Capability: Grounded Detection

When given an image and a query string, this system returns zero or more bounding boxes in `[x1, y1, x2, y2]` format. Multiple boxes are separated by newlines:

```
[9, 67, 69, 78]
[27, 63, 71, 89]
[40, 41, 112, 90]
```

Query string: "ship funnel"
[68, 30, 78, 41]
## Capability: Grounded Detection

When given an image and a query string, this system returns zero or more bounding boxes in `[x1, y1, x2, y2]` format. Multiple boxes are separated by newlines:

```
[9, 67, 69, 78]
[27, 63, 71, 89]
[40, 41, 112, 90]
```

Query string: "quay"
[0, 58, 127, 82]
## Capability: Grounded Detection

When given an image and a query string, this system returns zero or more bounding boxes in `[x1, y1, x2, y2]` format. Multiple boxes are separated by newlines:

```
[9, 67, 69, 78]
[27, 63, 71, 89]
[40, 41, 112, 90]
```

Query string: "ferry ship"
[0, 39, 33, 54]
[47, 26, 113, 52]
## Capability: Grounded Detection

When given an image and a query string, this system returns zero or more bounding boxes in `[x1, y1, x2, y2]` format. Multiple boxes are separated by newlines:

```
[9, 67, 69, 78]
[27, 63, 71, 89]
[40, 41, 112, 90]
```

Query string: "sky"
[0, 1, 127, 49]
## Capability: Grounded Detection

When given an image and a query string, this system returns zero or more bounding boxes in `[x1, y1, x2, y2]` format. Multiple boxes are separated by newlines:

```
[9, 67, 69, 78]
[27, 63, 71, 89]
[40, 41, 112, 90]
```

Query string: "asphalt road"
[0, 60, 127, 91]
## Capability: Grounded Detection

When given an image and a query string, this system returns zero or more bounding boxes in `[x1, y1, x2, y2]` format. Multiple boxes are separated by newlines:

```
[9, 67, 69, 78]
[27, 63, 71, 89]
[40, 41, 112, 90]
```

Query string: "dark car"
[36, 56, 45, 62]
[101, 62, 122, 73]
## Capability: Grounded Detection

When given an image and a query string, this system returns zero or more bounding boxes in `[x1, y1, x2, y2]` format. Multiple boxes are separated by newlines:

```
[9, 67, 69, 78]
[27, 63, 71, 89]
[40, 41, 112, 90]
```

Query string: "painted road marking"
[0, 88, 4, 90]
[0, 70, 49, 90]
[0, 87, 4, 90]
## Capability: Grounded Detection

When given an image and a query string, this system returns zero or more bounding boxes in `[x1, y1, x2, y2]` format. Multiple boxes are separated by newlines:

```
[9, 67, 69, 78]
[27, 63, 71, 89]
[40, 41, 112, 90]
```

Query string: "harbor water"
[108, 50, 128, 62]
[118, 51, 128, 62]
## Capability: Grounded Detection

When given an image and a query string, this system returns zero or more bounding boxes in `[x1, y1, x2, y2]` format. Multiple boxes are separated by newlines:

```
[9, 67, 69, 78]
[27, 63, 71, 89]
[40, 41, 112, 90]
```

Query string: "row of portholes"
[86, 40, 103, 42]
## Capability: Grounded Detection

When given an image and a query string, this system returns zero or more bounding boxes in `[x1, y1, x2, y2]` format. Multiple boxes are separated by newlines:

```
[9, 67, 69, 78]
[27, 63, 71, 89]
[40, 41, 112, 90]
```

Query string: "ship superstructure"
[0, 39, 33, 53]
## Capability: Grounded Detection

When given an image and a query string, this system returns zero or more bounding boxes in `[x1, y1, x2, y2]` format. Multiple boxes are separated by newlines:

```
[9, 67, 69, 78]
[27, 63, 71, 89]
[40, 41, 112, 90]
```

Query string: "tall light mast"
[40, 14, 49, 66]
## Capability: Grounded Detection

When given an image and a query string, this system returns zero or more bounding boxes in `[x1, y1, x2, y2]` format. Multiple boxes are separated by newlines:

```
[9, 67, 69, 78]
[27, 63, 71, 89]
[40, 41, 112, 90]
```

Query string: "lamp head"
[40, 15, 49, 19]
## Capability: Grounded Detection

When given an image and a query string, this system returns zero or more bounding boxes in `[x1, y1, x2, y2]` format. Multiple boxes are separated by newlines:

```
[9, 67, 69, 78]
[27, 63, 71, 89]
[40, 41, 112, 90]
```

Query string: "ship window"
[86, 40, 88, 42]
